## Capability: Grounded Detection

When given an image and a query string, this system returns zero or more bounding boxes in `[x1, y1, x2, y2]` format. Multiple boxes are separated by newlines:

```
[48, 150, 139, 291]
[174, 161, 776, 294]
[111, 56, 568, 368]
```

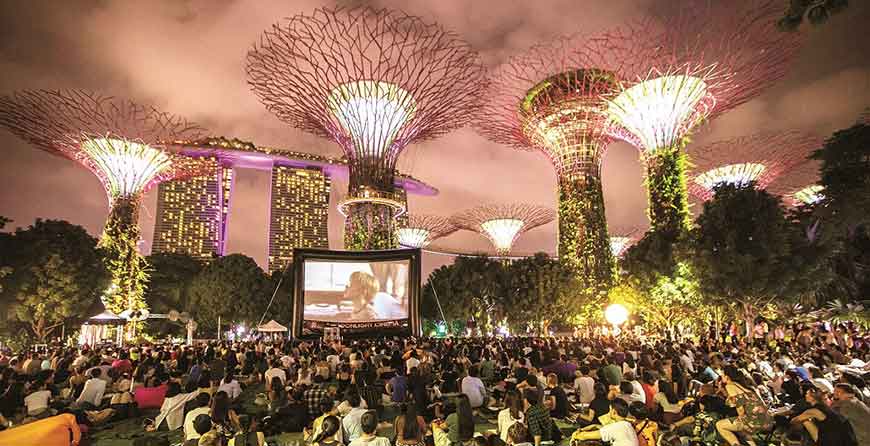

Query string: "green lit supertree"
[247, 8, 484, 250]
[0, 90, 208, 316]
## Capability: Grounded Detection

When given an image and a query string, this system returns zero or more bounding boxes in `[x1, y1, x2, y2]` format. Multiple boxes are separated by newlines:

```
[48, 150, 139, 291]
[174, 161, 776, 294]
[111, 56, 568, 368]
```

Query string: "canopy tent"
[256, 320, 288, 333]
[79, 310, 126, 346]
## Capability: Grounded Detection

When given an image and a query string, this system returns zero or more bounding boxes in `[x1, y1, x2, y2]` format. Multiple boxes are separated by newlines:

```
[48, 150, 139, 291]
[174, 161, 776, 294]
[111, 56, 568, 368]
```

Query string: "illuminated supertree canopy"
[475, 35, 632, 289]
[396, 214, 457, 249]
[247, 7, 484, 250]
[592, 0, 801, 235]
[0, 89, 208, 315]
[686, 131, 822, 201]
[769, 160, 824, 207]
[608, 227, 640, 258]
[450, 204, 555, 256]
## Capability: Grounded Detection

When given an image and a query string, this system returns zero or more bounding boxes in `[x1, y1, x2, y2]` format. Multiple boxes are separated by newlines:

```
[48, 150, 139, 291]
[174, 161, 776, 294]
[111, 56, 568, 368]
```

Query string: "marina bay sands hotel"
[151, 137, 436, 273]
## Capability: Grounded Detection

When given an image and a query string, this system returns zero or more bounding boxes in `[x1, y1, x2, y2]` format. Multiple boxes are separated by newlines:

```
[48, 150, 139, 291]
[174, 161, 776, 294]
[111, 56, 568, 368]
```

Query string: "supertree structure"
[450, 204, 555, 256]
[247, 7, 483, 250]
[0, 89, 207, 315]
[474, 36, 626, 289]
[396, 214, 457, 249]
[592, 0, 801, 236]
[769, 160, 824, 206]
[608, 227, 640, 258]
[686, 131, 822, 201]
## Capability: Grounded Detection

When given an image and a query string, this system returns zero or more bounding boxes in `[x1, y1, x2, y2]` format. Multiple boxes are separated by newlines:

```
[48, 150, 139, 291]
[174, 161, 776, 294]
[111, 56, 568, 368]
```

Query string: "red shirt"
[641, 383, 657, 410]
[111, 359, 132, 375]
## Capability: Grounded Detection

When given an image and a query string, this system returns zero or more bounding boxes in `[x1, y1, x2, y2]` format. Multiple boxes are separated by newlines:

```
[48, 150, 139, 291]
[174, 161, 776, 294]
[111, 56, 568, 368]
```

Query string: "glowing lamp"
[604, 303, 629, 327]
[327, 80, 417, 159]
[608, 75, 710, 152]
[480, 218, 525, 254]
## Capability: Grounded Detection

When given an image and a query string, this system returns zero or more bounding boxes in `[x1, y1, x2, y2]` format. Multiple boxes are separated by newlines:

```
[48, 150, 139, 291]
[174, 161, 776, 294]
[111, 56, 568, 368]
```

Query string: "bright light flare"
[327, 80, 417, 159]
[608, 75, 711, 151]
[604, 303, 629, 327]
[480, 218, 525, 254]
[80, 137, 173, 200]
[397, 227, 431, 248]
[793, 185, 825, 205]
[694, 163, 766, 192]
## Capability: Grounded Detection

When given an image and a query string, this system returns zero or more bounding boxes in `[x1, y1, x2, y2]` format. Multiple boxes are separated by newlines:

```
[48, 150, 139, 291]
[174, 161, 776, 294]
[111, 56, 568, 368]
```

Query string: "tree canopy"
[187, 254, 270, 333]
[0, 219, 109, 341]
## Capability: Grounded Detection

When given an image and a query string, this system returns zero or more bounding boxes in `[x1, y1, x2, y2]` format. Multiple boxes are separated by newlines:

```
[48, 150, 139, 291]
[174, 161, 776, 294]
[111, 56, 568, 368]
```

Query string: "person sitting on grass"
[349, 410, 391, 446]
[183, 392, 212, 446]
[571, 398, 639, 446]
[311, 415, 342, 446]
[306, 398, 343, 444]
[507, 422, 532, 446]
[228, 414, 265, 446]
[218, 372, 242, 401]
[23, 379, 54, 420]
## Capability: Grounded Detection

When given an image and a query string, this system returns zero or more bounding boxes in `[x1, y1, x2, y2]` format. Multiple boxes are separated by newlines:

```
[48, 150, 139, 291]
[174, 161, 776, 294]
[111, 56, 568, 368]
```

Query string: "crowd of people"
[0, 320, 867, 446]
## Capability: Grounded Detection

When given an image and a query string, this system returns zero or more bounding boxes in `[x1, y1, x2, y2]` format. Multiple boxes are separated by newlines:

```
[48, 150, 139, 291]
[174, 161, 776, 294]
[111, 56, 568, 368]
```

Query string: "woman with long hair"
[447, 394, 475, 446]
[654, 381, 684, 424]
[576, 382, 611, 425]
[395, 401, 427, 446]
[311, 415, 342, 446]
[497, 389, 524, 444]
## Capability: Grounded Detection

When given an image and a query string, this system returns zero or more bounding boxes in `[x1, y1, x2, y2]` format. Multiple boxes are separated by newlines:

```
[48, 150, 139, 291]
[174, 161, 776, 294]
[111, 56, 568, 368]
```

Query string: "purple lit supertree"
[0, 89, 208, 315]
[769, 160, 824, 207]
[591, 0, 801, 236]
[397, 214, 457, 249]
[450, 204, 555, 256]
[686, 131, 822, 202]
[247, 7, 483, 250]
[474, 35, 624, 287]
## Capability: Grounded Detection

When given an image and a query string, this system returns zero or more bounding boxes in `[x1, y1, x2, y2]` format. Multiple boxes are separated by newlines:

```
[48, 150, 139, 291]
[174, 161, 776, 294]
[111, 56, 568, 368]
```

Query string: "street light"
[605, 303, 629, 335]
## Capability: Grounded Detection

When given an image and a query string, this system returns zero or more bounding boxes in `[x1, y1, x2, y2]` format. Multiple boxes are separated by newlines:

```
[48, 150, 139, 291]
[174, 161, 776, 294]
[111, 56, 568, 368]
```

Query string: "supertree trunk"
[344, 202, 398, 250]
[644, 139, 692, 236]
[557, 173, 615, 291]
[99, 195, 148, 315]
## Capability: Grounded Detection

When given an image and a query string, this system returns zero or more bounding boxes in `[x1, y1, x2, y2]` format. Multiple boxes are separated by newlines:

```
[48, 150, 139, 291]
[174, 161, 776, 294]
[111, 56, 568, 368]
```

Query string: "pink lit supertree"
[0, 89, 209, 315]
[686, 131, 822, 202]
[247, 8, 484, 250]
[450, 204, 555, 256]
[474, 35, 626, 287]
[397, 214, 457, 249]
[591, 0, 801, 236]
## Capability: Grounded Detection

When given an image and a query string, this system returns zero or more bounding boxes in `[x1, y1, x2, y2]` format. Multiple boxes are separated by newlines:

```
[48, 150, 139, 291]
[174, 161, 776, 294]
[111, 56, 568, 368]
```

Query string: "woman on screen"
[345, 271, 406, 321]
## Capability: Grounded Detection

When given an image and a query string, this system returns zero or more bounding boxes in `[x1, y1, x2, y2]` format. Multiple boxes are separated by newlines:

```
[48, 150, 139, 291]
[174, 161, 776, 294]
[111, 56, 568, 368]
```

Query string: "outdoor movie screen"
[292, 248, 421, 337]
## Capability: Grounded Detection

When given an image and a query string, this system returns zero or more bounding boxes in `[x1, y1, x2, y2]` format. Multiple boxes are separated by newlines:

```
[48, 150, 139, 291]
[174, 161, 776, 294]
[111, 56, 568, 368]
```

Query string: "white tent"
[256, 320, 288, 333]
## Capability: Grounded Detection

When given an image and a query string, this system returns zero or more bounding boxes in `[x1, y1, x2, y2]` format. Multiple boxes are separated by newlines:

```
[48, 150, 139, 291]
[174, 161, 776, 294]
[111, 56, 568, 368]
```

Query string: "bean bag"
[0, 413, 81, 446]
[134, 384, 168, 409]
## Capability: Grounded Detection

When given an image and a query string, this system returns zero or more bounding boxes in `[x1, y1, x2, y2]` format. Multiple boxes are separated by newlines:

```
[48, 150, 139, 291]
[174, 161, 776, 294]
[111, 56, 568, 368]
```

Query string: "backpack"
[634, 420, 654, 446]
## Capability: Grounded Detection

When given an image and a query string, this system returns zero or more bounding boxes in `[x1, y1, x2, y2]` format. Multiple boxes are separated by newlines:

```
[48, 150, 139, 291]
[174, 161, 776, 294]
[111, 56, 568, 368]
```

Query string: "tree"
[187, 254, 269, 333]
[421, 255, 506, 333]
[503, 253, 582, 335]
[813, 118, 870, 234]
[1, 219, 109, 341]
[143, 253, 203, 336]
[779, 0, 849, 31]
[693, 184, 806, 339]
[611, 263, 702, 339]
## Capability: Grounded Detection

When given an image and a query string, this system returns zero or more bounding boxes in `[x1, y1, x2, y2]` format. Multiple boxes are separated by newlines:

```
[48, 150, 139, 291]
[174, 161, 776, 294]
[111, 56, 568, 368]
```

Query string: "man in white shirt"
[574, 366, 596, 404]
[76, 368, 107, 408]
[24, 382, 52, 417]
[341, 394, 368, 442]
[405, 351, 420, 372]
[624, 371, 646, 404]
[461, 367, 487, 408]
[183, 393, 212, 443]
[571, 399, 639, 446]
[218, 373, 242, 400]
[264, 360, 286, 391]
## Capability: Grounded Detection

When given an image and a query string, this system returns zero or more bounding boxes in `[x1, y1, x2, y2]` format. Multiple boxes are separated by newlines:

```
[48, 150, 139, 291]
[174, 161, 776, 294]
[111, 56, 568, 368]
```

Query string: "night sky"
[1, 0, 868, 277]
